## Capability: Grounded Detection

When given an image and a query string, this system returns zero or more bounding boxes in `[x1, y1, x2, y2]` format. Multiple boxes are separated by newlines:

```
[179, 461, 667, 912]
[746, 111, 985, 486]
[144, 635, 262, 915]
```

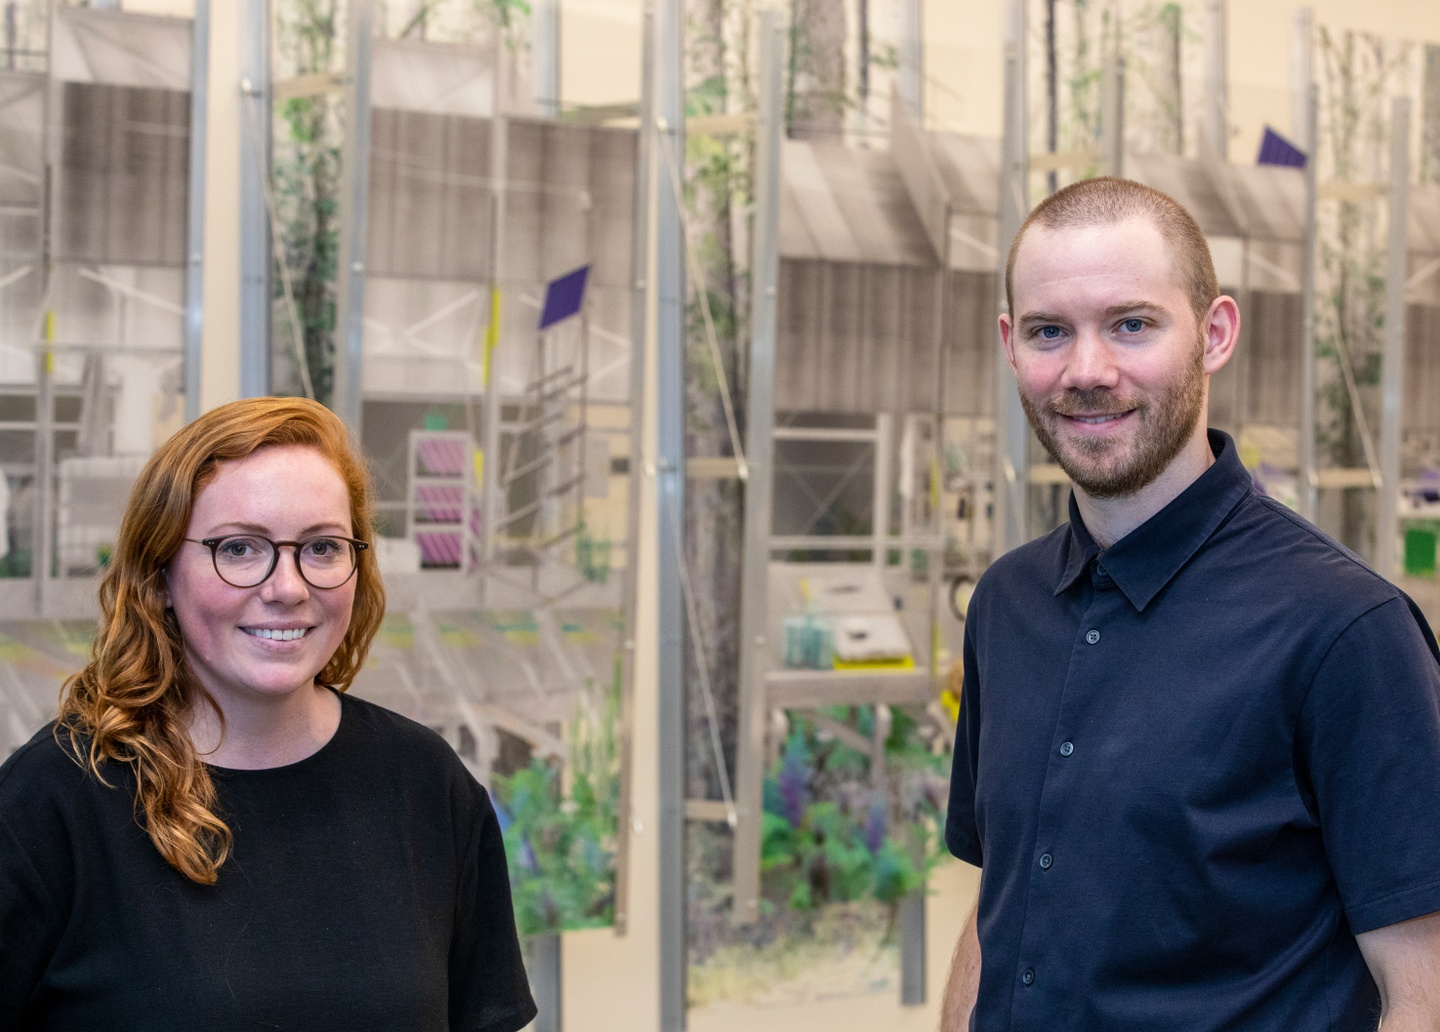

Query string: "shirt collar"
[1054, 430, 1254, 611]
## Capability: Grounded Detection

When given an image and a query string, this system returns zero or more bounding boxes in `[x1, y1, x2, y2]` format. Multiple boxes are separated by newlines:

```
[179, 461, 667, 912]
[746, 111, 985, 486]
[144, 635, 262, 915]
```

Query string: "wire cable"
[654, 116, 749, 480]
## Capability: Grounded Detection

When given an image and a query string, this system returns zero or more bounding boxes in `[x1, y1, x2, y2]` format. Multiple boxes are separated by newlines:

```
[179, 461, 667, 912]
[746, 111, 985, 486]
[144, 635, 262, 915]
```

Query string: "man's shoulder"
[974, 523, 1071, 598]
[1223, 492, 1404, 609]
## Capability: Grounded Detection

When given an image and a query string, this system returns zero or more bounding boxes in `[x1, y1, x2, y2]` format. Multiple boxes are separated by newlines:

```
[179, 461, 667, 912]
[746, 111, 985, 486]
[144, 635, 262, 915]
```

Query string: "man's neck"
[1074, 426, 1216, 550]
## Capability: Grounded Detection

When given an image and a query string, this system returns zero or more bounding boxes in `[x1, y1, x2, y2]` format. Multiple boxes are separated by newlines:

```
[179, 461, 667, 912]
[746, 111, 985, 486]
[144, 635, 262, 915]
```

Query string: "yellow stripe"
[482, 286, 501, 387]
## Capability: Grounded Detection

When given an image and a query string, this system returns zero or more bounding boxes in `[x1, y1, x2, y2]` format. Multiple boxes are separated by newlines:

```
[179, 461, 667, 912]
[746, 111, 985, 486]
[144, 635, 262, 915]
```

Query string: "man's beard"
[1018, 346, 1206, 500]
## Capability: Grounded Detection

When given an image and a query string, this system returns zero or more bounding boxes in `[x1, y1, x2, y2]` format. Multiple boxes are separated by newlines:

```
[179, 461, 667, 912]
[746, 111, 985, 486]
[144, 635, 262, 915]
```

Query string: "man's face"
[1000, 217, 1210, 500]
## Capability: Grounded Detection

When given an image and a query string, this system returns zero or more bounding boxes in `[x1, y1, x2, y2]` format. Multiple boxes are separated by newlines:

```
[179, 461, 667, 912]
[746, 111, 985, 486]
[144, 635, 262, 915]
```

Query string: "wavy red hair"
[57, 397, 387, 884]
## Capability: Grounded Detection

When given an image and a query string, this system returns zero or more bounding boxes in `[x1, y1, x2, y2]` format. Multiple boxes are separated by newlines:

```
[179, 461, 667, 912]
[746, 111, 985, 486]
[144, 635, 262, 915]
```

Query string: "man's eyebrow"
[1015, 310, 1068, 329]
[1102, 301, 1165, 319]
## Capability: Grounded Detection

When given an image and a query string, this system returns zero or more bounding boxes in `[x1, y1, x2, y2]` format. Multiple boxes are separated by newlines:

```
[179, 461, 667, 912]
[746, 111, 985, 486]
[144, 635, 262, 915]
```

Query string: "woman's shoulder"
[336, 692, 480, 782]
[0, 723, 92, 802]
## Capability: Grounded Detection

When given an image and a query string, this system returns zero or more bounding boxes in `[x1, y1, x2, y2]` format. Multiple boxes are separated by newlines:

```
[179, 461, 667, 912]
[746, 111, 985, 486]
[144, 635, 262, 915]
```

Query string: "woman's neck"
[187, 683, 342, 770]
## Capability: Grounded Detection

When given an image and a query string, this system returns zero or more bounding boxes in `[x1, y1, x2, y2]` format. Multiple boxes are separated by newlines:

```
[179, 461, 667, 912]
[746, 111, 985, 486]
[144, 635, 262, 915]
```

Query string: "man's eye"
[1038, 326, 1062, 340]
[1120, 318, 1145, 333]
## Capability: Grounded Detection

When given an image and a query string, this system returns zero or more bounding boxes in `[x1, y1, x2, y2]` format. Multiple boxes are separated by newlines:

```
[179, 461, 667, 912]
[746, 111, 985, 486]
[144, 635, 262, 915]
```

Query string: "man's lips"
[1050, 406, 1136, 423]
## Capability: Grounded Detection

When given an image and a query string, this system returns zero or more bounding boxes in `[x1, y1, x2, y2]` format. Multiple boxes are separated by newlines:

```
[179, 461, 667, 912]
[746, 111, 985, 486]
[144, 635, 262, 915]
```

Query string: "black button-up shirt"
[947, 430, 1440, 1031]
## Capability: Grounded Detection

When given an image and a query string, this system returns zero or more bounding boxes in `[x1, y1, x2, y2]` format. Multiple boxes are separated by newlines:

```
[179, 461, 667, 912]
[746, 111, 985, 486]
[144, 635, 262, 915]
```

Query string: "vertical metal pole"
[1203, 0, 1227, 160]
[183, 0, 209, 423]
[1101, 51, 1126, 179]
[1292, 8, 1314, 153]
[480, 33, 510, 576]
[655, 0, 687, 1025]
[239, 0, 270, 398]
[612, 2, 655, 938]
[898, 0, 922, 120]
[1298, 84, 1319, 523]
[531, 933, 563, 1032]
[532, 0, 560, 117]
[899, 891, 926, 1005]
[1378, 96, 1411, 577]
[994, 0, 1029, 557]
[35, 0, 56, 613]
[333, 0, 374, 433]
[872, 412, 891, 570]
[732, 7, 783, 931]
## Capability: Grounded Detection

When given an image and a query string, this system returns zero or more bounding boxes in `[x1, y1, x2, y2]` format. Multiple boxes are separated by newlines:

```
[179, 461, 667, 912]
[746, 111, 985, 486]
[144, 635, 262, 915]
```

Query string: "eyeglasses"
[185, 534, 368, 590]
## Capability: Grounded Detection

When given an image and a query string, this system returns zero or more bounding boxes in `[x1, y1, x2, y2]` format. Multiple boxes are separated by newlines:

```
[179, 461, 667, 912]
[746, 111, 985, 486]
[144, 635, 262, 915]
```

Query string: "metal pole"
[731, 9, 783, 930]
[732, 7, 783, 931]
[1378, 96, 1411, 577]
[239, 0, 270, 397]
[872, 412, 891, 571]
[1292, 8, 1314, 153]
[531, 932, 562, 1032]
[994, 0, 1029, 556]
[899, 891, 926, 1004]
[898, 0, 922, 120]
[34, 0, 56, 614]
[1101, 51, 1126, 179]
[333, 0, 374, 433]
[1298, 83, 1318, 523]
[613, 1, 655, 937]
[655, 0, 687, 1024]
[532, 0, 560, 117]
[480, 32, 510, 576]
[1203, 0, 1227, 160]
[183, 0, 209, 423]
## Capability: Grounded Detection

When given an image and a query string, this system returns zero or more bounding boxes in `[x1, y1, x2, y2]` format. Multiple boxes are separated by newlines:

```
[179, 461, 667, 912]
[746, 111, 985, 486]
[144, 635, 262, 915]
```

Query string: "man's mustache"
[1045, 389, 1138, 418]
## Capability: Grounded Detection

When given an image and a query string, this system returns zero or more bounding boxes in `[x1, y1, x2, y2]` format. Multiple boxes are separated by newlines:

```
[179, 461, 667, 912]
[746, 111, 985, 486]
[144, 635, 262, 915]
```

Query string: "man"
[942, 177, 1440, 1030]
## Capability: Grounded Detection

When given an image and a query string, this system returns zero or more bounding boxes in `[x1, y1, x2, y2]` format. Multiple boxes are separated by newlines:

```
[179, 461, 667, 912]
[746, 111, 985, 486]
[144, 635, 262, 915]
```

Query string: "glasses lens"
[212, 535, 275, 588]
[298, 536, 358, 589]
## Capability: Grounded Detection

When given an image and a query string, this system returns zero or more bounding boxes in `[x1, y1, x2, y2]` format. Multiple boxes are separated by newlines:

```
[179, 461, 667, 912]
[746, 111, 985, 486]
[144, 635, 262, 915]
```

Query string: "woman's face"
[165, 444, 357, 715]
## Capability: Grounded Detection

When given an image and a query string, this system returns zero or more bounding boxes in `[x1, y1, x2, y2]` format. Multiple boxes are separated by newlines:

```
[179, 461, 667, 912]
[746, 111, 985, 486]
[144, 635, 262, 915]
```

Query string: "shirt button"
[1059, 741, 1074, 757]
[1085, 629, 1101, 645]
[1022, 968, 1035, 986]
[1039, 853, 1053, 869]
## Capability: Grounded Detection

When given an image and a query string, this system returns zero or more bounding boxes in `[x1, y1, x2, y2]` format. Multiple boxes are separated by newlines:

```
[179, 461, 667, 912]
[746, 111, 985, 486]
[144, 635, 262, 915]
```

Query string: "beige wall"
[924, 0, 1440, 153]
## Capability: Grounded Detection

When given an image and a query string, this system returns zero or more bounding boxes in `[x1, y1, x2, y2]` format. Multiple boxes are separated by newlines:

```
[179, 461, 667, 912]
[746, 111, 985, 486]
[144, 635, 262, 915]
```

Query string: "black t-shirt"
[0, 690, 538, 1032]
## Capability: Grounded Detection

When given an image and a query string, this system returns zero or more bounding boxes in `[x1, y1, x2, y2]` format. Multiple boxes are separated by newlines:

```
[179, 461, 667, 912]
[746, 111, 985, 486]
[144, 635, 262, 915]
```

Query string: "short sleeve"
[448, 784, 538, 1032]
[945, 613, 984, 867]
[1299, 595, 1440, 934]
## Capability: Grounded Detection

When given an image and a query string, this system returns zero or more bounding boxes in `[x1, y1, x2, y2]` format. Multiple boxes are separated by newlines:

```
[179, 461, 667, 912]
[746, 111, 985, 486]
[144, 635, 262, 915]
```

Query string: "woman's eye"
[220, 538, 257, 557]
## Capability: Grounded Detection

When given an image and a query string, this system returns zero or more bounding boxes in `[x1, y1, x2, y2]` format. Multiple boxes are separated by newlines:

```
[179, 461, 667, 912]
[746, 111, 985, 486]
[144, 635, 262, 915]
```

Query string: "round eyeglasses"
[185, 534, 367, 590]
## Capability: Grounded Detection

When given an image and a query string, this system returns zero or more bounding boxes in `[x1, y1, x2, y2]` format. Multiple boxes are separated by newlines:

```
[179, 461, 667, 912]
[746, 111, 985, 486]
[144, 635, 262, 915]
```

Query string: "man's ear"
[999, 313, 1018, 375]
[1202, 295, 1240, 375]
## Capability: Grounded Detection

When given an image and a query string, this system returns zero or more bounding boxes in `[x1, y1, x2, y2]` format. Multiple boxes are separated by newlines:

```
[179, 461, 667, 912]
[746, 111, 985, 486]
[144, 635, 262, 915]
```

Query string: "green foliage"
[757, 708, 948, 917]
[490, 663, 622, 936]
[273, 0, 343, 404]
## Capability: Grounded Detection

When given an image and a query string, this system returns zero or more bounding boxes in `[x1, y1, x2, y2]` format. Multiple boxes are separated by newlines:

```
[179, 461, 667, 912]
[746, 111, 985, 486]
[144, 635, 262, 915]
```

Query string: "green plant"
[491, 661, 622, 936]
[757, 713, 947, 919]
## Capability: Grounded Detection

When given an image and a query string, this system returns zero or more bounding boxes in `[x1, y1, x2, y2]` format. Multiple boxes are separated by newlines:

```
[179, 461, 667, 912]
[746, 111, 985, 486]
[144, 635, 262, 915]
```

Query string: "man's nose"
[1061, 329, 1121, 392]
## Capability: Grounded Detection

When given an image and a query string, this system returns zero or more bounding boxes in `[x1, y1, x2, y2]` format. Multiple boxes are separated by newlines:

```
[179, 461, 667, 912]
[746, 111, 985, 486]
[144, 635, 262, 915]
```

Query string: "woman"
[0, 397, 537, 1031]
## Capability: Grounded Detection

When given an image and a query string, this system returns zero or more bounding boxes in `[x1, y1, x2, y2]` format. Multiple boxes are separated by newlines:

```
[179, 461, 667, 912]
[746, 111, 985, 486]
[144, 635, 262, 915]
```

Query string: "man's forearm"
[940, 902, 981, 1032]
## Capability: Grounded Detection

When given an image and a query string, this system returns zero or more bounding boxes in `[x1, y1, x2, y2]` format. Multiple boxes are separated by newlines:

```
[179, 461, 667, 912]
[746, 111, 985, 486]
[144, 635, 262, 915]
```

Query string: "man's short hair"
[1005, 176, 1220, 324]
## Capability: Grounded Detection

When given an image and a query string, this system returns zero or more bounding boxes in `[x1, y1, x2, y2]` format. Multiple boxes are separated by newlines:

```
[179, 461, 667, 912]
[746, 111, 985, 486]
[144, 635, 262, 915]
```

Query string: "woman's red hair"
[57, 397, 387, 884]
